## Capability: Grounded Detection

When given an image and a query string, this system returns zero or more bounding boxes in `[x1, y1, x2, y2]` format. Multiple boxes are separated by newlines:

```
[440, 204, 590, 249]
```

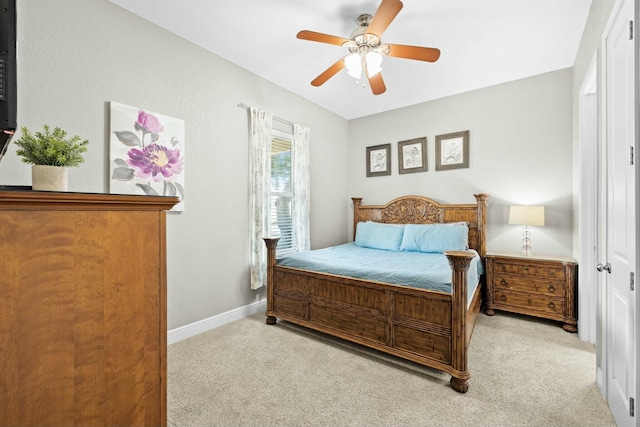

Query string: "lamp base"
[521, 226, 533, 257]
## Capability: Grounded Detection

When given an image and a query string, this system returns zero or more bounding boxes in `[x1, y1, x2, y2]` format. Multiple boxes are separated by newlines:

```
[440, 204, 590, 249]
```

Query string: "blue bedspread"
[276, 243, 483, 303]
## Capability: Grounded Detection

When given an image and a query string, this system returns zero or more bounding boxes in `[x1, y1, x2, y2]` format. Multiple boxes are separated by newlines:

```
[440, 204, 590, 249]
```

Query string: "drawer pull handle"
[548, 301, 555, 309]
[548, 285, 556, 293]
[523, 267, 529, 271]
[500, 294, 507, 301]
[500, 279, 508, 286]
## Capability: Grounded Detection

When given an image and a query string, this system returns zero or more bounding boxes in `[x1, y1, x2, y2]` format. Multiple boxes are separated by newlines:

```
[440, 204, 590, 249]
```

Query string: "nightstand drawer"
[493, 261, 565, 280]
[492, 275, 564, 296]
[493, 290, 564, 315]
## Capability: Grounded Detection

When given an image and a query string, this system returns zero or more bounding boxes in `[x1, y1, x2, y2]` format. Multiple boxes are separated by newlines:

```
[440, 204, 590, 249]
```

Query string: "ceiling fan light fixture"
[344, 51, 383, 82]
[344, 53, 363, 79]
[366, 51, 383, 77]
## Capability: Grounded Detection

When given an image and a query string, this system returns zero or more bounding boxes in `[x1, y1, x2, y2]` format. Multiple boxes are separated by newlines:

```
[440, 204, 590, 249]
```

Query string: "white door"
[602, 0, 636, 424]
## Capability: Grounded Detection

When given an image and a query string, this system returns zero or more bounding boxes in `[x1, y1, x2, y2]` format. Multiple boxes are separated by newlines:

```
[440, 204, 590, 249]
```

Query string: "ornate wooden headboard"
[352, 194, 490, 257]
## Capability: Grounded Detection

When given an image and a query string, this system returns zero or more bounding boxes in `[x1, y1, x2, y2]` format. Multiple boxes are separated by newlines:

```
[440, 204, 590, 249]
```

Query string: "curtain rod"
[237, 103, 294, 127]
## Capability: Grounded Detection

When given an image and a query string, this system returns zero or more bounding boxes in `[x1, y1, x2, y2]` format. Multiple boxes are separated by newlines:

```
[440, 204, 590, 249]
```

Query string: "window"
[270, 129, 295, 256]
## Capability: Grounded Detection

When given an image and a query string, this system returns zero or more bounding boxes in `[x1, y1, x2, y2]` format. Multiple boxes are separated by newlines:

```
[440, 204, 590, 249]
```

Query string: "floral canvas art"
[110, 102, 185, 211]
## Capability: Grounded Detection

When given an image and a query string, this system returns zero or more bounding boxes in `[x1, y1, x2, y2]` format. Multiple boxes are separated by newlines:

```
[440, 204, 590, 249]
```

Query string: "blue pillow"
[354, 221, 405, 251]
[400, 223, 468, 253]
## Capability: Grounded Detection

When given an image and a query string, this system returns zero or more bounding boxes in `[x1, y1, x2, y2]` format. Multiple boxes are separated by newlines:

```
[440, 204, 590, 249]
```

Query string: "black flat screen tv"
[0, 0, 17, 160]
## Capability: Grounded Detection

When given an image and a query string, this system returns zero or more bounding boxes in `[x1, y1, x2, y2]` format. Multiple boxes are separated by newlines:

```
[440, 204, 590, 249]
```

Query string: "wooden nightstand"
[484, 252, 578, 332]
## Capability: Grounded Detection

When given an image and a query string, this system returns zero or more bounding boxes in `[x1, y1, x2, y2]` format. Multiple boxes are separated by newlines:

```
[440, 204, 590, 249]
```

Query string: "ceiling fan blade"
[297, 30, 350, 46]
[368, 72, 386, 95]
[311, 57, 346, 86]
[387, 44, 441, 62]
[366, 0, 403, 38]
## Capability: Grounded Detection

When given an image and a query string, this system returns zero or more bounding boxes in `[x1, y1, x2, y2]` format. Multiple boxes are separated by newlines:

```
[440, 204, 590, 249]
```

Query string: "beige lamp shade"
[508, 205, 545, 227]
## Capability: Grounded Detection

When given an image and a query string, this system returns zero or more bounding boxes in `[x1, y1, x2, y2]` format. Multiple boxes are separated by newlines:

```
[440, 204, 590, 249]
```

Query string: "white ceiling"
[106, 0, 592, 120]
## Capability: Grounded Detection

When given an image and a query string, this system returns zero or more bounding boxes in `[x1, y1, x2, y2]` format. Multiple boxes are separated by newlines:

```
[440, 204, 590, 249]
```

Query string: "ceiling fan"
[296, 0, 440, 95]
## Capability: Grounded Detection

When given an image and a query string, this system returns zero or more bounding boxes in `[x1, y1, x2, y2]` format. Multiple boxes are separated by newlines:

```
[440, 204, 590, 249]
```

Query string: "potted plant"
[14, 125, 89, 191]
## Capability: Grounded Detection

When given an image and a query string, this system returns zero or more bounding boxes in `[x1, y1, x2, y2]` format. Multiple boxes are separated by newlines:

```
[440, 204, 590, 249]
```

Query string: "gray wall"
[1, 0, 350, 330]
[348, 69, 575, 257]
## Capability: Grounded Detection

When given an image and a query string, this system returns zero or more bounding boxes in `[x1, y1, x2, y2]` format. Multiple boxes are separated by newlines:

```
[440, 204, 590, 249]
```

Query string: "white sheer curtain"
[248, 108, 310, 290]
[292, 124, 311, 253]
[249, 108, 273, 290]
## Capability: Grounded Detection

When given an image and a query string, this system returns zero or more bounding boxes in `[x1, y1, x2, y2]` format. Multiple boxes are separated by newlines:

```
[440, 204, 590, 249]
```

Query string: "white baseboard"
[167, 299, 267, 345]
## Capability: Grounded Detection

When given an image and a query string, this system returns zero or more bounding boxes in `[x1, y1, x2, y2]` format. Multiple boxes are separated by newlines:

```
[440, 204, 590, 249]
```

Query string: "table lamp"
[509, 205, 545, 257]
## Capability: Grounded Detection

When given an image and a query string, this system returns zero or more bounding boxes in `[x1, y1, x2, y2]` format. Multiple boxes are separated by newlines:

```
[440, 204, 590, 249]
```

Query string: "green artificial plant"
[14, 125, 89, 167]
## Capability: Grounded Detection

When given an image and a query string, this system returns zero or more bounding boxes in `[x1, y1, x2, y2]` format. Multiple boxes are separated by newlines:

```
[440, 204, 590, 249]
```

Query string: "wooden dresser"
[0, 191, 178, 427]
[484, 252, 578, 332]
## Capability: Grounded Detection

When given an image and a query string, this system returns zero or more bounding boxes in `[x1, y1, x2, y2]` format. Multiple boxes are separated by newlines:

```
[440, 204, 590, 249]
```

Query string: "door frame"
[578, 53, 598, 345]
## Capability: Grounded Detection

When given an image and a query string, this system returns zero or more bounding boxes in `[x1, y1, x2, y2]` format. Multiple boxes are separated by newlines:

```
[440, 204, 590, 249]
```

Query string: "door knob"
[596, 262, 611, 273]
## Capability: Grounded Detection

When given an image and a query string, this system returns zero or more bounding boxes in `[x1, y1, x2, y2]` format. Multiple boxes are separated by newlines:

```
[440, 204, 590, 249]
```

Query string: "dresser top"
[486, 251, 577, 264]
[0, 190, 179, 211]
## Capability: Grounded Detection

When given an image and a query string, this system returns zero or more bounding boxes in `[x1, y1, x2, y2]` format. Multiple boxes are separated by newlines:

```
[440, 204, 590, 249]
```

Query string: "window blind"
[270, 135, 295, 256]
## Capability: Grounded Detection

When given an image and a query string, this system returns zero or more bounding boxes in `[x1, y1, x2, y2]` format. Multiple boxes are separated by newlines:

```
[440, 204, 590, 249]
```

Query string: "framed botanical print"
[398, 137, 427, 174]
[435, 130, 469, 171]
[366, 143, 391, 177]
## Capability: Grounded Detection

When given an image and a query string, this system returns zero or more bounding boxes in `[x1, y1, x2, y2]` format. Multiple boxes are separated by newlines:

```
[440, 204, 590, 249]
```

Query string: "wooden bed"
[264, 194, 489, 393]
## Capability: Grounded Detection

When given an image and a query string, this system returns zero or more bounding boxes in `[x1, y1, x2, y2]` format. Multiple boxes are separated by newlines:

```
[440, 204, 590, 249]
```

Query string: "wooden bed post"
[444, 250, 476, 393]
[263, 238, 279, 325]
[473, 194, 490, 258]
[351, 197, 363, 240]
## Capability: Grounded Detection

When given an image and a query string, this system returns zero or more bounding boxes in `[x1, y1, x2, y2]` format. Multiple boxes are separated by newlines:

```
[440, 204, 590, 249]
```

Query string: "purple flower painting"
[109, 102, 185, 211]
[127, 144, 184, 182]
[136, 110, 164, 134]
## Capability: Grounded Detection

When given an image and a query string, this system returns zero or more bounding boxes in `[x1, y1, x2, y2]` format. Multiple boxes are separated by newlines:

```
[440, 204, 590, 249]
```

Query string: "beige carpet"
[168, 312, 615, 427]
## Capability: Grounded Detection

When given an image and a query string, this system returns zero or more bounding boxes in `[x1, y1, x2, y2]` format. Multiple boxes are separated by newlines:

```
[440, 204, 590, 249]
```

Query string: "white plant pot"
[31, 165, 68, 192]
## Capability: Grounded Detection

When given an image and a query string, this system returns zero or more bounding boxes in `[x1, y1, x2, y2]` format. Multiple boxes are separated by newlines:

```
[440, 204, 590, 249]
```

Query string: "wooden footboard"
[264, 194, 489, 393]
